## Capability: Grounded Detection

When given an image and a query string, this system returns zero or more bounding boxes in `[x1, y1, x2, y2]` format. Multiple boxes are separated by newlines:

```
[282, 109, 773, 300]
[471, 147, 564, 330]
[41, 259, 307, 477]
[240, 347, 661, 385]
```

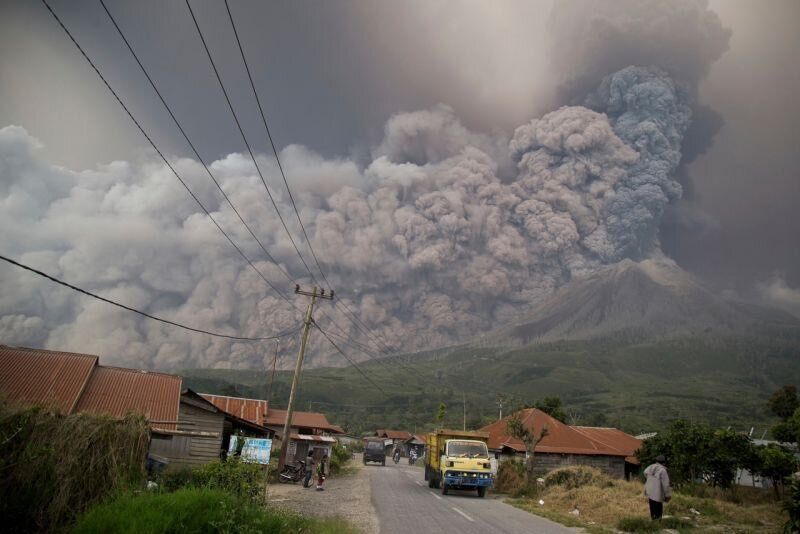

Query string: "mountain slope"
[479, 259, 800, 347]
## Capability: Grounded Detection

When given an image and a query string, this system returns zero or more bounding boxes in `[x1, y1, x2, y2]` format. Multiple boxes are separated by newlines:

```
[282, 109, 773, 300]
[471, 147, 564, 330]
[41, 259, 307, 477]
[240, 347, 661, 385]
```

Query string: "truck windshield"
[446, 441, 488, 458]
[366, 442, 383, 450]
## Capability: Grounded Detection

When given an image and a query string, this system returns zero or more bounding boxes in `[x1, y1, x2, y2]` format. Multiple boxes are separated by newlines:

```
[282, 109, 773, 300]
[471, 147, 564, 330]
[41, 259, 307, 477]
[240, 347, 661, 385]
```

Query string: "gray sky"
[0, 0, 798, 368]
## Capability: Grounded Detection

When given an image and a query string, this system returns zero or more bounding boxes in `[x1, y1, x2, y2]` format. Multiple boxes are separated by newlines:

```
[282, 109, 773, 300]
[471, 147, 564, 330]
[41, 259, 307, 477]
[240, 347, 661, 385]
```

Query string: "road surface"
[368, 460, 578, 534]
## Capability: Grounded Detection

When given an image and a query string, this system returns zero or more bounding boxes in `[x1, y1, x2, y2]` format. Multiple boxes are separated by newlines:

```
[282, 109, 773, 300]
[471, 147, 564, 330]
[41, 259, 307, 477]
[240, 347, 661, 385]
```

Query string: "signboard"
[228, 436, 272, 465]
[241, 438, 272, 465]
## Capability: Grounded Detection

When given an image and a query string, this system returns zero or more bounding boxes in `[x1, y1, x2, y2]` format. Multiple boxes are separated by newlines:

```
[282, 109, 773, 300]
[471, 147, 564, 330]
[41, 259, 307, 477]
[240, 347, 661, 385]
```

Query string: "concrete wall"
[494, 450, 626, 478]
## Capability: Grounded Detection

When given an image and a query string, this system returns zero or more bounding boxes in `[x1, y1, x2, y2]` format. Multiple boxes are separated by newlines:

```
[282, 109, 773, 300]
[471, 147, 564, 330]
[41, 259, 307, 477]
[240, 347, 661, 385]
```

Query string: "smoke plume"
[0, 1, 732, 369]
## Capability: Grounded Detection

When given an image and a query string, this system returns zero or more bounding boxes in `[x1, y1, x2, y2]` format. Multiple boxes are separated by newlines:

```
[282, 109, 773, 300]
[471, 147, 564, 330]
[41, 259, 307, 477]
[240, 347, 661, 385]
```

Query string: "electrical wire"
[99, 0, 295, 286]
[40, 0, 302, 319]
[185, 0, 319, 287]
[0, 254, 300, 341]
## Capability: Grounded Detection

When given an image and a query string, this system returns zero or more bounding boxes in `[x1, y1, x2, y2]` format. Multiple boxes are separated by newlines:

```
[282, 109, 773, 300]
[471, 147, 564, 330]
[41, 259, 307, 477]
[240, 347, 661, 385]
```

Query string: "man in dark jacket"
[644, 454, 672, 520]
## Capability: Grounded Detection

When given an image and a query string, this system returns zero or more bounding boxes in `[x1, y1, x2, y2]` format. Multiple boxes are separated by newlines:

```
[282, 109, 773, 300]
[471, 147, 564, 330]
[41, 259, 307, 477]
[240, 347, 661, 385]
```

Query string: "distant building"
[479, 408, 642, 479]
[201, 394, 344, 465]
[374, 429, 414, 455]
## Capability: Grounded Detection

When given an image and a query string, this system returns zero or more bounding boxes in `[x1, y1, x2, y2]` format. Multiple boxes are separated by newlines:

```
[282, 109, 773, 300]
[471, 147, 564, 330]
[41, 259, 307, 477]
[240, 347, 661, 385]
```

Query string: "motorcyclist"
[408, 448, 418, 464]
[393, 446, 401, 463]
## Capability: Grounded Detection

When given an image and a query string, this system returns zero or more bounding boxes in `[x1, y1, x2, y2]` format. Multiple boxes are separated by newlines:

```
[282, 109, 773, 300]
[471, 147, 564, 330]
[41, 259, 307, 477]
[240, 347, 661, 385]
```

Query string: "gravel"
[267, 455, 379, 534]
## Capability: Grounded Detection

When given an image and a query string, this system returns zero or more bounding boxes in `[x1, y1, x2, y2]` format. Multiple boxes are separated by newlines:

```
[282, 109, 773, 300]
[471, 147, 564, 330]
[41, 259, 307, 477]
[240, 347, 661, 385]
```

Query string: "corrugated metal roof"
[572, 426, 643, 463]
[200, 394, 268, 425]
[376, 429, 414, 440]
[75, 366, 181, 431]
[264, 408, 343, 433]
[0, 346, 97, 413]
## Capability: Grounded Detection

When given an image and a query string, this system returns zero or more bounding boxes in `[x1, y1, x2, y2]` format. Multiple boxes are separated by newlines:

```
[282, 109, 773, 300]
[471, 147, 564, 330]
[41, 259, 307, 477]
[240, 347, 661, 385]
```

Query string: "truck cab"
[424, 430, 493, 497]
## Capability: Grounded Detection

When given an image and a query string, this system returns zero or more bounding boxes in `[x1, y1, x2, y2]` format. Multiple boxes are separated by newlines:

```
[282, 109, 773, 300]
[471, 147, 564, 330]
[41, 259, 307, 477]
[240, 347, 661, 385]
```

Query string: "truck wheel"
[428, 477, 435, 488]
[441, 482, 449, 495]
[477, 486, 487, 498]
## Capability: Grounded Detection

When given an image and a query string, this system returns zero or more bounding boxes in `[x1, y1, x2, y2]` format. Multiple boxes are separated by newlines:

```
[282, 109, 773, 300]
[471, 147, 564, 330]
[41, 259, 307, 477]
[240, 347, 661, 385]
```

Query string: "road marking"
[451, 507, 474, 522]
[415, 480, 424, 486]
[430, 492, 442, 500]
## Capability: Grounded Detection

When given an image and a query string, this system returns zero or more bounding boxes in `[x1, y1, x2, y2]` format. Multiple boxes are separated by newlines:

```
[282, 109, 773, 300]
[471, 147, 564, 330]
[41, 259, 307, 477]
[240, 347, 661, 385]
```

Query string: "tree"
[768, 385, 799, 420]
[705, 429, 753, 488]
[534, 396, 567, 423]
[755, 444, 797, 499]
[436, 403, 447, 429]
[506, 410, 549, 489]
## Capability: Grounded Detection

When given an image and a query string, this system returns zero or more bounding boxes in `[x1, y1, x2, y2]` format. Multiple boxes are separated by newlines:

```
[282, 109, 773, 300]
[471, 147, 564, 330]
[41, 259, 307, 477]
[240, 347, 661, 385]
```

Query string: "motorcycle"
[278, 459, 306, 483]
[393, 451, 400, 464]
[408, 450, 418, 465]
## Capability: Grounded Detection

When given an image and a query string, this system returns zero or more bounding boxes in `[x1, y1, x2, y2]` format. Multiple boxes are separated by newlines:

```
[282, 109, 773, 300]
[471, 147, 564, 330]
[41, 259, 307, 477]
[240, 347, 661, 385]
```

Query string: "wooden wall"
[150, 400, 225, 470]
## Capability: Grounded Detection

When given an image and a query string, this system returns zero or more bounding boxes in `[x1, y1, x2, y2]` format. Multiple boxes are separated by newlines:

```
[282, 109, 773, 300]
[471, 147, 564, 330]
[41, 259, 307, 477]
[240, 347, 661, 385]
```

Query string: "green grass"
[71, 488, 357, 534]
[182, 335, 800, 436]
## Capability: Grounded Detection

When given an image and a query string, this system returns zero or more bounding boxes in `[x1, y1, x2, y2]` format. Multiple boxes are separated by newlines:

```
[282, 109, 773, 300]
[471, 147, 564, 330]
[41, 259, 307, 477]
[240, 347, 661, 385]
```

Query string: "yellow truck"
[424, 429, 493, 497]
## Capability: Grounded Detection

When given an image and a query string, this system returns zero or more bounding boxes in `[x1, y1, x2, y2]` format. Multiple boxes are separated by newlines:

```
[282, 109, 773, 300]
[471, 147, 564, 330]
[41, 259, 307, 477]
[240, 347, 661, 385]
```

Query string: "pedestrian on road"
[314, 453, 327, 491]
[644, 454, 672, 521]
[303, 451, 315, 488]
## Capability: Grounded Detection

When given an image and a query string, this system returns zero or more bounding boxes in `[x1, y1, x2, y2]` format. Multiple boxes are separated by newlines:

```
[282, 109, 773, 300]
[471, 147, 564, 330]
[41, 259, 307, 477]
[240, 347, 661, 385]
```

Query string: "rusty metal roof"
[264, 408, 343, 434]
[375, 429, 413, 440]
[200, 393, 269, 425]
[0, 345, 97, 413]
[75, 366, 181, 431]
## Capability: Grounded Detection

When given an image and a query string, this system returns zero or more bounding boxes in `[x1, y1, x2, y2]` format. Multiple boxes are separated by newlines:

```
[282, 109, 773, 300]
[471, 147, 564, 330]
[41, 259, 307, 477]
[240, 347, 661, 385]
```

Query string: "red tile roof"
[264, 408, 344, 434]
[199, 394, 268, 425]
[75, 366, 182, 431]
[572, 426, 643, 464]
[375, 429, 413, 440]
[0, 346, 97, 413]
[479, 408, 641, 458]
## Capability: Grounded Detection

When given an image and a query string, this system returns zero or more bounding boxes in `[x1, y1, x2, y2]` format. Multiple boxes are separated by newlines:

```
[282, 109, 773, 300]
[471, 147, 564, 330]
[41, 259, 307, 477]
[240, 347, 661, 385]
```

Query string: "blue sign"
[240, 438, 272, 465]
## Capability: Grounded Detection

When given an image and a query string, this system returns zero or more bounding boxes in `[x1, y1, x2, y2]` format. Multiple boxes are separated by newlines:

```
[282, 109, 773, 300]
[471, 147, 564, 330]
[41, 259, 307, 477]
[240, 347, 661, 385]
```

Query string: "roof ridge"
[1, 345, 98, 359]
[96, 365, 181, 379]
[199, 392, 268, 403]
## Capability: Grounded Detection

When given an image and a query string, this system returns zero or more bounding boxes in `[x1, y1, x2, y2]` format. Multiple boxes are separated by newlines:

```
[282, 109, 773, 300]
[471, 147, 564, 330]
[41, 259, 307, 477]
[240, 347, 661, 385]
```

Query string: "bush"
[493, 458, 526, 494]
[544, 466, 609, 489]
[617, 516, 660, 532]
[0, 405, 148, 532]
[72, 488, 357, 534]
[156, 458, 265, 503]
[785, 475, 800, 533]
[329, 441, 351, 474]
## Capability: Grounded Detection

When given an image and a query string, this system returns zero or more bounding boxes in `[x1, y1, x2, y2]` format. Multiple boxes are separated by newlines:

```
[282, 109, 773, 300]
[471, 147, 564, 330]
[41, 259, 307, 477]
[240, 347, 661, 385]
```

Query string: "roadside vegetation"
[72, 488, 356, 534]
[502, 465, 785, 533]
[0, 404, 149, 532]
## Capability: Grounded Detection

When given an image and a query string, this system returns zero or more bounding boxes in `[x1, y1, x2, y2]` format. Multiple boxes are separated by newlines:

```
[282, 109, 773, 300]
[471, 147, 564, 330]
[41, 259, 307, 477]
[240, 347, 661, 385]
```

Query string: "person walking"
[644, 454, 672, 521]
[315, 453, 328, 491]
[303, 451, 315, 488]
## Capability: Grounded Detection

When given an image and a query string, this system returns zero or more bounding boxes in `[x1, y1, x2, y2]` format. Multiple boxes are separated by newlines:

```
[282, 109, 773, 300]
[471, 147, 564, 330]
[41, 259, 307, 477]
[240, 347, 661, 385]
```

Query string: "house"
[200, 394, 344, 465]
[374, 429, 413, 455]
[479, 408, 642, 478]
[149, 390, 271, 470]
[0, 346, 270, 470]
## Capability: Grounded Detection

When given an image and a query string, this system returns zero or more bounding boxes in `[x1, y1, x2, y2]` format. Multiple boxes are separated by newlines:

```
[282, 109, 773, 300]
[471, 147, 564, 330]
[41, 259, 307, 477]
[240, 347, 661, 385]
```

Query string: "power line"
[0, 254, 299, 341]
[40, 0, 302, 319]
[223, 0, 330, 290]
[314, 323, 391, 400]
[99, 0, 295, 287]
[185, 0, 319, 287]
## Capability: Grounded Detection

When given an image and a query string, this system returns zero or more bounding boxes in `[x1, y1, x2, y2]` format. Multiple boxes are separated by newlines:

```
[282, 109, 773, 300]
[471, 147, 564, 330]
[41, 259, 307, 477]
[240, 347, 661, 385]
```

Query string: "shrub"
[494, 458, 526, 494]
[785, 475, 800, 533]
[329, 441, 351, 474]
[0, 405, 148, 532]
[72, 488, 357, 534]
[156, 458, 265, 503]
[617, 516, 660, 532]
[544, 466, 609, 490]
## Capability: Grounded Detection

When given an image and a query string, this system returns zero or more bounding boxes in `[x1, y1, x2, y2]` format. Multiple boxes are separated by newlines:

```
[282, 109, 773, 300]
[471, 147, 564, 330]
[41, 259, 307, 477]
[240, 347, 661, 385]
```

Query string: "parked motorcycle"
[278, 460, 306, 483]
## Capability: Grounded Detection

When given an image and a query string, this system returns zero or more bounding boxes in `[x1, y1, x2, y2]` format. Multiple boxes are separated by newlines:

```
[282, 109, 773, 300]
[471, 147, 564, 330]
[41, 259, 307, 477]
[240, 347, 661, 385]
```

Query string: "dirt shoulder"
[267, 456, 379, 534]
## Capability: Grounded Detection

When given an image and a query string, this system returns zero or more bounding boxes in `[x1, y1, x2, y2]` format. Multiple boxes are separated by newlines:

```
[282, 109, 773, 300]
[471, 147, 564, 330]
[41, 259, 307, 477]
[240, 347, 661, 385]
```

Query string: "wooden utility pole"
[277, 285, 333, 470]
[266, 339, 278, 404]
[463, 391, 466, 431]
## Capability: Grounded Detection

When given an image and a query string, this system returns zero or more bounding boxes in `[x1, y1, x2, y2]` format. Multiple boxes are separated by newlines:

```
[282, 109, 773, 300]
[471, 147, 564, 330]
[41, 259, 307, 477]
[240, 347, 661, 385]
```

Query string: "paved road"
[368, 460, 578, 534]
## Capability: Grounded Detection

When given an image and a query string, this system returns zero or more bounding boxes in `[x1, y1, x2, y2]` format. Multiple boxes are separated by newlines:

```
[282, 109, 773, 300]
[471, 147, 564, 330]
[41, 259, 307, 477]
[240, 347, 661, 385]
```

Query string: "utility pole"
[277, 285, 333, 470]
[463, 391, 466, 431]
[266, 339, 278, 404]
